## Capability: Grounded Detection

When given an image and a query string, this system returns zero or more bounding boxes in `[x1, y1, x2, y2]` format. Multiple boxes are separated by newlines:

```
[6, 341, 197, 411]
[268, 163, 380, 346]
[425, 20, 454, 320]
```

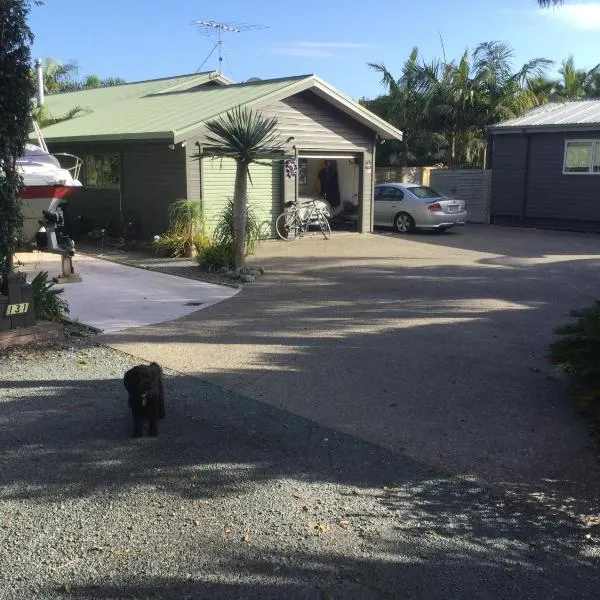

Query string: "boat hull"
[20, 185, 81, 241]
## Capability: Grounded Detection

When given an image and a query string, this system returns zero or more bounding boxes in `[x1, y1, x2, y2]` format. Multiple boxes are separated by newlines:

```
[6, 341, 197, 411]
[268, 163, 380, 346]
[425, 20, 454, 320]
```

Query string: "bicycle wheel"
[317, 213, 331, 239]
[276, 212, 301, 241]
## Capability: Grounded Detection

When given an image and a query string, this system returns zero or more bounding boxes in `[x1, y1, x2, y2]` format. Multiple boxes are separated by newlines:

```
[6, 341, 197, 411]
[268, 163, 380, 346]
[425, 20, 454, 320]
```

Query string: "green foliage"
[0, 0, 36, 288]
[365, 41, 599, 168]
[202, 107, 282, 163]
[153, 199, 205, 258]
[31, 104, 92, 129]
[37, 57, 125, 93]
[30, 271, 70, 321]
[212, 198, 266, 256]
[197, 242, 235, 272]
[549, 301, 600, 437]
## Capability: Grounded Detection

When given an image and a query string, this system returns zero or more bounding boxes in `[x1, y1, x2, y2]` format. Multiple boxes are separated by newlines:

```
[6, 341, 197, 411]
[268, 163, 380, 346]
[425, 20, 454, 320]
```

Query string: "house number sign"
[5, 303, 30, 316]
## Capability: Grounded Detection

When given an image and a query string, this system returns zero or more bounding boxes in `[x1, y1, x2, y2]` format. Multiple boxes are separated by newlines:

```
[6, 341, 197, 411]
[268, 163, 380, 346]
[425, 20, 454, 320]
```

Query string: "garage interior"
[297, 154, 362, 230]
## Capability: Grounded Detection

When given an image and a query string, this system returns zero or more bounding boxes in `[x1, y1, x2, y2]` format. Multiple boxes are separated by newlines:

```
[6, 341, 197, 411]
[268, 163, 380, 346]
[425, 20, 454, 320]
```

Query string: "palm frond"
[201, 107, 282, 164]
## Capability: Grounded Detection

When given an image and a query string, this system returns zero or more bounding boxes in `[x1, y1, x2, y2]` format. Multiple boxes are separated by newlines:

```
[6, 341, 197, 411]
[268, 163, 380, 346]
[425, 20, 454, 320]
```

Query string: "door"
[374, 186, 404, 226]
[202, 157, 283, 237]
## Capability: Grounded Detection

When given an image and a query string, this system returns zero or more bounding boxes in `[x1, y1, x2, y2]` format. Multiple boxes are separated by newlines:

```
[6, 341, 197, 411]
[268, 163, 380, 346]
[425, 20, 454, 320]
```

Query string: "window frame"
[83, 153, 121, 188]
[563, 139, 600, 175]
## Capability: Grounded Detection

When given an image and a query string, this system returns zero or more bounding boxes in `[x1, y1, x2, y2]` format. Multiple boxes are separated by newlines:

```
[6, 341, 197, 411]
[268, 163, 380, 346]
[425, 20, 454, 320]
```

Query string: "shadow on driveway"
[1, 370, 599, 599]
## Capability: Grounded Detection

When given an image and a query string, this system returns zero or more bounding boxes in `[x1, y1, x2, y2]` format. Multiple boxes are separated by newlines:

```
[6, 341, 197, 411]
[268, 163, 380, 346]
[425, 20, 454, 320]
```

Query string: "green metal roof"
[36, 74, 311, 142]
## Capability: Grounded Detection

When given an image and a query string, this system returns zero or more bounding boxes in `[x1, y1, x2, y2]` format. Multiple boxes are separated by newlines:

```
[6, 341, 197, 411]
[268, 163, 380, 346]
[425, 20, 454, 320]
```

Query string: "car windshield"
[410, 186, 441, 200]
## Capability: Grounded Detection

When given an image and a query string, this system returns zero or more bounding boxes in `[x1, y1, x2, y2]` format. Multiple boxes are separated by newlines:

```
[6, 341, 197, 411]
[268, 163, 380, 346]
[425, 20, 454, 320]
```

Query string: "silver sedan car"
[374, 183, 467, 233]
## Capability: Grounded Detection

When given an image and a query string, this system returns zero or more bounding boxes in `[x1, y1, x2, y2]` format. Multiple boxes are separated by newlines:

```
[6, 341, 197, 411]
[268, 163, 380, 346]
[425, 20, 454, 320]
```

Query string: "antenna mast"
[193, 20, 268, 74]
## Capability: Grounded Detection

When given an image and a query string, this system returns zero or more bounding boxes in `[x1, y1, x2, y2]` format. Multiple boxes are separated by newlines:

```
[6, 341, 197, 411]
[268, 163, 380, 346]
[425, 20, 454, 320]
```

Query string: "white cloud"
[542, 2, 600, 30]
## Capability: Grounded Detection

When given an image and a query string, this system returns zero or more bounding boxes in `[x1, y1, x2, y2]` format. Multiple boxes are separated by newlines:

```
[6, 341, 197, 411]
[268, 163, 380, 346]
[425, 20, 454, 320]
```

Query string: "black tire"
[318, 214, 331, 239]
[394, 212, 415, 234]
[276, 212, 300, 241]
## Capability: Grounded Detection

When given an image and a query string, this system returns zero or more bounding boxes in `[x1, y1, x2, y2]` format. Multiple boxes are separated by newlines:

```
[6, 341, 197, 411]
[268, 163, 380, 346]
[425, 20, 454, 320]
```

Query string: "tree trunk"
[449, 132, 456, 169]
[233, 159, 249, 271]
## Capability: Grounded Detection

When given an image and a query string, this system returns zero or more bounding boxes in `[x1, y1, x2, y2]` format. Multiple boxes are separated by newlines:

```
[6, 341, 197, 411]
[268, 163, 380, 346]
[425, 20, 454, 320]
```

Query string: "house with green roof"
[35, 70, 403, 239]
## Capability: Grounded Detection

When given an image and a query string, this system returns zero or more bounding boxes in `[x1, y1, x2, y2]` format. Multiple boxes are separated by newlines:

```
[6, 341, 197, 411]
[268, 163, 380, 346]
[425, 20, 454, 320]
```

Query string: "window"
[563, 140, 600, 175]
[409, 186, 442, 199]
[376, 187, 404, 201]
[84, 154, 120, 187]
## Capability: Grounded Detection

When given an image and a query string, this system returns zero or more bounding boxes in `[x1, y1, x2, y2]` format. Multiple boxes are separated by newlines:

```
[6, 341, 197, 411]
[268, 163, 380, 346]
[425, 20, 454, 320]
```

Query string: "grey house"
[36, 71, 403, 239]
[488, 100, 600, 231]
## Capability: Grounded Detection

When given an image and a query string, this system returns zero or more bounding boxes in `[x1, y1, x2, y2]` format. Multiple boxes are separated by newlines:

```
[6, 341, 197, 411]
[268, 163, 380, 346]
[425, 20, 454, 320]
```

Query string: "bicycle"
[275, 198, 332, 241]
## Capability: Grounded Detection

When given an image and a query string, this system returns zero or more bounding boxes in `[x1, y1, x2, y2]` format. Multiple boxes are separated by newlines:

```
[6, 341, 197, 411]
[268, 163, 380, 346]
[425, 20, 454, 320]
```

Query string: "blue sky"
[29, 0, 600, 100]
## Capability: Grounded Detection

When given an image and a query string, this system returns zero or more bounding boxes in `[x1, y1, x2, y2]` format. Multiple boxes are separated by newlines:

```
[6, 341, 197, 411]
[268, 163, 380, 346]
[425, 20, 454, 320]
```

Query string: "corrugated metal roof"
[489, 100, 600, 131]
[36, 75, 310, 142]
[34, 71, 404, 143]
[37, 72, 224, 117]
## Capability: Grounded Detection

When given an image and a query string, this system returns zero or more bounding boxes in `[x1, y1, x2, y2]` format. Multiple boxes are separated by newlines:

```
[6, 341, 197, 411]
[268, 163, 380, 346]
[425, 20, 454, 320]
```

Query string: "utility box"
[0, 273, 36, 331]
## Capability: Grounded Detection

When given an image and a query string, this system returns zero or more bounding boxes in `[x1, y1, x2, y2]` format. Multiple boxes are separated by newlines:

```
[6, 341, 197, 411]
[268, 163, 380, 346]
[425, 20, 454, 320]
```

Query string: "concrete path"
[15, 252, 239, 332]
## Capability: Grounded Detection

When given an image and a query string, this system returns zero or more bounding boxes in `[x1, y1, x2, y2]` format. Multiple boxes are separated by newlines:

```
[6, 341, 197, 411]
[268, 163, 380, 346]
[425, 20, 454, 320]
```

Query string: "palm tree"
[538, 0, 563, 5]
[41, 57, 79, 93]
[200, 107, 283, 271]
[554, 56, 600, 100]
[369, 48, 430, 166]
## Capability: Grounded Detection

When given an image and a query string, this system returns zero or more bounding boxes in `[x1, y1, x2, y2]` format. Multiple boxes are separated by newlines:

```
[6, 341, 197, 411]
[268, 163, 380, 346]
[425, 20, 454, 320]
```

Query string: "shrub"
[197, 242, 235, 272]
[212, 198, 267, 256]
[549, 300, 600, 438]
[30, 271, 70, 321]
[153, 199, 205, 257]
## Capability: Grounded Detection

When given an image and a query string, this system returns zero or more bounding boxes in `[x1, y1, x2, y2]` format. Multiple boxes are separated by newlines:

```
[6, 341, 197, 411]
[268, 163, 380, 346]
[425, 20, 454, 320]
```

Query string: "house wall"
[184, 90, 377, 233]
[48, 141, 187, 239]
[491, 130, 600, 228]
[490, 134, 529, 219]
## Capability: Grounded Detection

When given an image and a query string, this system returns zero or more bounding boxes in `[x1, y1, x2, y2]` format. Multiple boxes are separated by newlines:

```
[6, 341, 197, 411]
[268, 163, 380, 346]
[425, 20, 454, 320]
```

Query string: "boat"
[17, 122, 83, 243]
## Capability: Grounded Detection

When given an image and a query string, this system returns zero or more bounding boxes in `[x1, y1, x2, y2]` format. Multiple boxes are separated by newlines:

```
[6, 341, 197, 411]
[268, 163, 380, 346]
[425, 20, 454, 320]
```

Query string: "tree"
[41, 57, 79, 93]
[199, 107, 283, 271]
[368, 48, 431, 166]
[554, 56, 600, 100]
[538, 0, 563, 5]
[0, 0, 36, 289]
[36, 57, 126, 93]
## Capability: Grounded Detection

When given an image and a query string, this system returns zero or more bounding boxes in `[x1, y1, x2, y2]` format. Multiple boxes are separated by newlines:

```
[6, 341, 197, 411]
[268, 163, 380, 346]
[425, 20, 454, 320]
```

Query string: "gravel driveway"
[2, 226, 600, 598]
[1, 334, 600, 599]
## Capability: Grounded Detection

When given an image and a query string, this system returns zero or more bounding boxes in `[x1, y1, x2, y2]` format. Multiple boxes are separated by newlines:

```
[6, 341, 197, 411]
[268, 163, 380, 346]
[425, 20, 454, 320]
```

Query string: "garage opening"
[297, 154, 361, 231]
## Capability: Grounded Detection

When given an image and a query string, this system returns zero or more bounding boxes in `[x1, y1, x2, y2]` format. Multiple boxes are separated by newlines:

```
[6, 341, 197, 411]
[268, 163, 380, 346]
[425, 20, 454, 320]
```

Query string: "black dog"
[123, 362, 165, 437]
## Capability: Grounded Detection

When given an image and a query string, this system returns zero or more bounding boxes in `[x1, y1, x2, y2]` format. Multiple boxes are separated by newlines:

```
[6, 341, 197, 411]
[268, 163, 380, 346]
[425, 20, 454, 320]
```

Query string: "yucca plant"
[30, 271, 69, 321]
[198, 107, 284, 271]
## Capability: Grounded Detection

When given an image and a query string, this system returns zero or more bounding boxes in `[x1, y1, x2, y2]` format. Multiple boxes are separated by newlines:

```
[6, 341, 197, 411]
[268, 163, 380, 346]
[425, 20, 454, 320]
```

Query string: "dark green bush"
[197, 242, 235, 272]
[212, 198, 267, 256]
[30, 271, 70, 321]
[549, 300, 600, 437]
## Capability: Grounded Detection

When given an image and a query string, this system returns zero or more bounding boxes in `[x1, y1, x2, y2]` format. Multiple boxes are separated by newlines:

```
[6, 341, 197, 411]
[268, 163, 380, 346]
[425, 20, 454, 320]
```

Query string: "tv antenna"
[194, 20, 268, 74]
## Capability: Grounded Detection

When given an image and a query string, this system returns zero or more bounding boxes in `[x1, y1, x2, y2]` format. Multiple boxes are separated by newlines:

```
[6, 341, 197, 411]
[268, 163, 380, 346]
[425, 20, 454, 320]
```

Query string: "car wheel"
[394, 213, 415, 234]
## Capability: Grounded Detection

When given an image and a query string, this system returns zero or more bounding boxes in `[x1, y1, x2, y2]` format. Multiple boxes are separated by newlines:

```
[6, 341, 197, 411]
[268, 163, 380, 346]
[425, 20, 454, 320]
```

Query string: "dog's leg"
[131, 405, 144, 438]
[148, 395, 159, 437]
[148, 418, 158, 437]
